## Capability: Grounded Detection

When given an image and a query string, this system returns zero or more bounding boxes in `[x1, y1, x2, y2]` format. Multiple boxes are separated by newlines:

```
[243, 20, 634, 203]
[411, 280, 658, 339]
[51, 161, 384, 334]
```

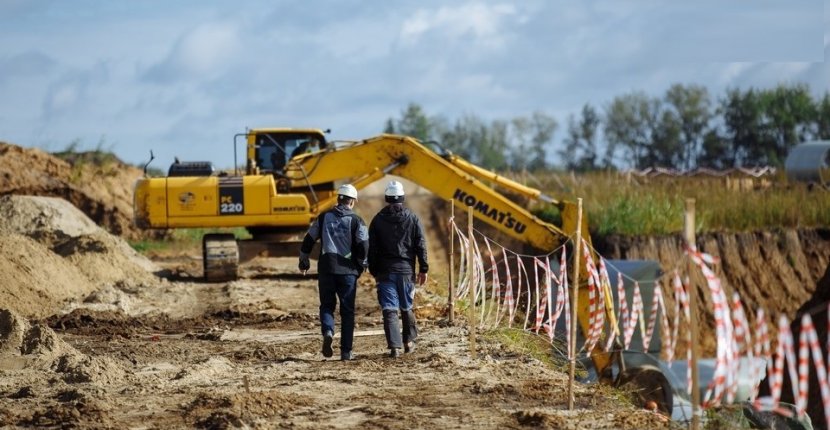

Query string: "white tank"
[785, 140, 830, 185]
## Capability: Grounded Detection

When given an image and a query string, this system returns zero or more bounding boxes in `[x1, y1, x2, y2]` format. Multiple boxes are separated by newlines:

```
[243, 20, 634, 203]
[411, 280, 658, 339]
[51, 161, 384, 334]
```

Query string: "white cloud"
[0, 0, 826, 166]
[400, 3, 517, 49]
[143, 23, 240, 83]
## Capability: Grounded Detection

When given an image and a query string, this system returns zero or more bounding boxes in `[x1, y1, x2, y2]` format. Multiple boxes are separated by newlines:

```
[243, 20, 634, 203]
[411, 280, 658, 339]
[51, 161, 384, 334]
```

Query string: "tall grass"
[528, 171, 830, 236]
[52, 138, 121, 183]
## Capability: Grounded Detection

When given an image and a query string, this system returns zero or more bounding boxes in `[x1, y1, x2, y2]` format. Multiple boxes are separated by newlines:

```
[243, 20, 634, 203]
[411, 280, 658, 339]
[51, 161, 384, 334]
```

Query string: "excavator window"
[254, 132, 327, 174]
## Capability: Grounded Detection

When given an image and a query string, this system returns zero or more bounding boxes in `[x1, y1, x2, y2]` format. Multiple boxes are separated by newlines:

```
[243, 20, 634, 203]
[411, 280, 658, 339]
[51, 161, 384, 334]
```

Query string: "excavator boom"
[286, 134, 567, 251]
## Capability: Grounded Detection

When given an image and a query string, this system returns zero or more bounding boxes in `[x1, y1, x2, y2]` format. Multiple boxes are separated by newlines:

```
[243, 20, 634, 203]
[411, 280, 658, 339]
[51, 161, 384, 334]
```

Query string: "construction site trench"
[2, 143, 830, 428]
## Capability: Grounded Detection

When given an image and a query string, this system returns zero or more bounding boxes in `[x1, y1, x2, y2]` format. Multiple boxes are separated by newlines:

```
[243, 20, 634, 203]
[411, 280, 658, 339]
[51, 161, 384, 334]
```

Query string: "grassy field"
[528, 171, 830, 236]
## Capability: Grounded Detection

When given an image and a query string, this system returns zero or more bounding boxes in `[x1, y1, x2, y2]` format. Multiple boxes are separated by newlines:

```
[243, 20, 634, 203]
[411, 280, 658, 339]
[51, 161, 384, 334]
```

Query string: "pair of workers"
[298, 181, 429, 360]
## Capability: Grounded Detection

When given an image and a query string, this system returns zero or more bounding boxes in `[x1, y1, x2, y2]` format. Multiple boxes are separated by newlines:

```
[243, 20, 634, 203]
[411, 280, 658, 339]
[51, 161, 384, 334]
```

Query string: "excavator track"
[202, 233, 239, 282]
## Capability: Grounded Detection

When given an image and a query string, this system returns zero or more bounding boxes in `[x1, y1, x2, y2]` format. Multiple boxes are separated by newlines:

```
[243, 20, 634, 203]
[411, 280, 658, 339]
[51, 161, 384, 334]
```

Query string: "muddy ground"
[0, 254, 667, 429]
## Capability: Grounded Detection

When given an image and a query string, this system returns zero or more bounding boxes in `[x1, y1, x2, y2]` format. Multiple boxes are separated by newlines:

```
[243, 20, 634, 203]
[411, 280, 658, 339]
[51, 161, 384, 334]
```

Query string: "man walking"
[299, 184, 368, 361]
[368, 180, 429, 358]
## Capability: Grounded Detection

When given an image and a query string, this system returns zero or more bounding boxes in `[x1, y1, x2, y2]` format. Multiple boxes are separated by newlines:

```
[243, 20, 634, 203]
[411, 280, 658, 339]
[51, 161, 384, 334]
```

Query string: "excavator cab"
[249, 130, 328, 175]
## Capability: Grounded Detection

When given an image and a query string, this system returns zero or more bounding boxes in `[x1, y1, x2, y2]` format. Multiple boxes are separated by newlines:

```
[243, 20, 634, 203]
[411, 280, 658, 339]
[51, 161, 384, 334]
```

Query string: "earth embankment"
[0, 142, 156, 239]
[599, 229, 830, 355]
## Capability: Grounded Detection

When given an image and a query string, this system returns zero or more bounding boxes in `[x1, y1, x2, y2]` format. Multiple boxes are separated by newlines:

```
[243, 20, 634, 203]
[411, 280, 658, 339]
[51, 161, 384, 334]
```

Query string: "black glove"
[299, 254, 310, 272]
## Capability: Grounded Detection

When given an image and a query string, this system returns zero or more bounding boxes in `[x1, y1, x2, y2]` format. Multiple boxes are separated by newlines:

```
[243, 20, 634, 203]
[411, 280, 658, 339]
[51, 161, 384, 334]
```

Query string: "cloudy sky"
[0, 0, 827, 167]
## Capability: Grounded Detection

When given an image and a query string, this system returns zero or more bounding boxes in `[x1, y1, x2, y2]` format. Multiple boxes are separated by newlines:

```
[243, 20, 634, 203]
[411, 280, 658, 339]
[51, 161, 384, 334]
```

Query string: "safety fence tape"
[448, 218, 830, 422]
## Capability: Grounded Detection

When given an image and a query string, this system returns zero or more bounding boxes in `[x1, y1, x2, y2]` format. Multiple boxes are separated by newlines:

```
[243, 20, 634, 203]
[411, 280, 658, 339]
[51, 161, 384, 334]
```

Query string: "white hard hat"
[337, 184, 358, 199]
[384, 180, 405, 197]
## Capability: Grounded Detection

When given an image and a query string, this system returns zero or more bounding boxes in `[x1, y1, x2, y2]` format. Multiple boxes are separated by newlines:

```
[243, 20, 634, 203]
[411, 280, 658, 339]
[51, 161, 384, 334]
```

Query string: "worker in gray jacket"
[299, 184, 369, 361]
[368, 180, 428, 358]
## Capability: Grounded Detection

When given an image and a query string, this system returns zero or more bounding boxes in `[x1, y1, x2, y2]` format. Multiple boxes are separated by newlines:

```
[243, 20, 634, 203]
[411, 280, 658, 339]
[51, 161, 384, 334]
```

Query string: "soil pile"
[0, 309, 126, 385]
[0, 141, 155, 239]
[0, 195, 158, 318]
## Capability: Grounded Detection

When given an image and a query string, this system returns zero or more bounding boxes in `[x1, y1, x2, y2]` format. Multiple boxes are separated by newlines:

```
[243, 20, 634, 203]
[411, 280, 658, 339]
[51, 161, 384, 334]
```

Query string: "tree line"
[383, 83, 830, 171]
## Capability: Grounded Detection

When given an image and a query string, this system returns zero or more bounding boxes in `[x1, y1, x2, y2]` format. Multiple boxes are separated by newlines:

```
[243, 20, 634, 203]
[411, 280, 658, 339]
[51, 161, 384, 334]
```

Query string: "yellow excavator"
[134, 128, 671, 406]
[134, 128, 591, 277]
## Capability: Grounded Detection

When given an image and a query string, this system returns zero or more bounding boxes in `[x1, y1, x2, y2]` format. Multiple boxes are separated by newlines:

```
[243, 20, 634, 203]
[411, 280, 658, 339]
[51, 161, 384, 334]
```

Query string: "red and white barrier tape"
[484, 238, 500, 325]
[450, 218, 830, 424]
[642, 279, 660, 351]
[597, 258, 617, 352]
[533, 257, 543, 333]
[501, 246, 515, 327]
[581, 239, 604, 353]
[617, 272, 630, 350]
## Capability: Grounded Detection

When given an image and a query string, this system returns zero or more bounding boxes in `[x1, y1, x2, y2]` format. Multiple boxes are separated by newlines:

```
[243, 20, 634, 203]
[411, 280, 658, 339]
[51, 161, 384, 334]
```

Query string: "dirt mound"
[0, 141, 156, 239]
[601, 229, 830, 356]
[0, 233, 98, 318]
[0, 309, 126, 385]
[0, 195, 158, 318]
[186, 390, 311, 427]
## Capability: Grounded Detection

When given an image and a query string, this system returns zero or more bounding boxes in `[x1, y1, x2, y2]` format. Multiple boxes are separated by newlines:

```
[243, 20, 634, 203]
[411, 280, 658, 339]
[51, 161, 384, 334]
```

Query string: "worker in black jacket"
[299, 184, 368, 361]
[368, 180, 429, 358]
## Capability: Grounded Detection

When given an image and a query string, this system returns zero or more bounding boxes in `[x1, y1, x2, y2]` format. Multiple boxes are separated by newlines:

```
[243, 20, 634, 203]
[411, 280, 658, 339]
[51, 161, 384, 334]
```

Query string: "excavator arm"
[286, 134, 564, 250]
[285, 134, 616, 375]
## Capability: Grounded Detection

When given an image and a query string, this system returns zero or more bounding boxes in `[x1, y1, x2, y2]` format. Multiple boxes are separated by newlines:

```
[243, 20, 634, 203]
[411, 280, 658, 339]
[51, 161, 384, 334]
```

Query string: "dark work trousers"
[318, 273, 357, 354]
[376, 273, 418, 348]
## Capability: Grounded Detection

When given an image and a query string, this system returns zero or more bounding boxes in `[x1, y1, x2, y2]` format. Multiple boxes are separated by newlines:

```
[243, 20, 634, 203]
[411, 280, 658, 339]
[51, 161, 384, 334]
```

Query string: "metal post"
[685, 198, 701, 430]
[468, 208, 476, 358]
[568, 198, 583, 410]
[448, 200, 455, 324]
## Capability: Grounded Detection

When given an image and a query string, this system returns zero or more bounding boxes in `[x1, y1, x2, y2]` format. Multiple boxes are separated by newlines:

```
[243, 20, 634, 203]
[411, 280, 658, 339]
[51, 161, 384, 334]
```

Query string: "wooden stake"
[685, 198, 701, 430]
[449, 200, 455, 324]
[568, 198, 583, 410]
[468, 208, 476, 358]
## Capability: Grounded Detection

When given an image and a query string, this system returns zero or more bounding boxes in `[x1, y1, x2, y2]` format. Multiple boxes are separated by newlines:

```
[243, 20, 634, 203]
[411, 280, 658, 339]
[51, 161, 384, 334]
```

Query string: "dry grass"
[528, 171, 830, 236]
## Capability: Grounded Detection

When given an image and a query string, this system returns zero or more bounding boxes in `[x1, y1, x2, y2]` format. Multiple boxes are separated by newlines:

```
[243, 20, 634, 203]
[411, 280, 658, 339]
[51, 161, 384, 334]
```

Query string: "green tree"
[817, 92, 830, 140]
[719, 87, 769, 166]
[383, 118, 395, 134]
[483, 119, 509, 170]
[759, 84, 817, 165]
[507, 112, 557, 171]
[386, 103, 433, 142]
[528, 111, 557, 171]
[651, 109, 682, 167]
[435, 114, 509, 170]
[664, 84, 712, 169]
[509, 116, 531, 170]
[560, 104, 599, 171]
[561, 114, 581, 170]
[603, 92, 664, 169]
[699, 129, 732, 169]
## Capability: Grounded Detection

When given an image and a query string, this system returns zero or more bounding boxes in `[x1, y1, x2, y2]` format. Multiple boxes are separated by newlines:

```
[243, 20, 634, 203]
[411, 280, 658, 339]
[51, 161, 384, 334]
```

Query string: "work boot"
[322, 330, 334, 358]
[382, 309, 403, 350]
[341, 351, 355, 361]
[389, 348, 400, 358]
[401, 309, 418, 350]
